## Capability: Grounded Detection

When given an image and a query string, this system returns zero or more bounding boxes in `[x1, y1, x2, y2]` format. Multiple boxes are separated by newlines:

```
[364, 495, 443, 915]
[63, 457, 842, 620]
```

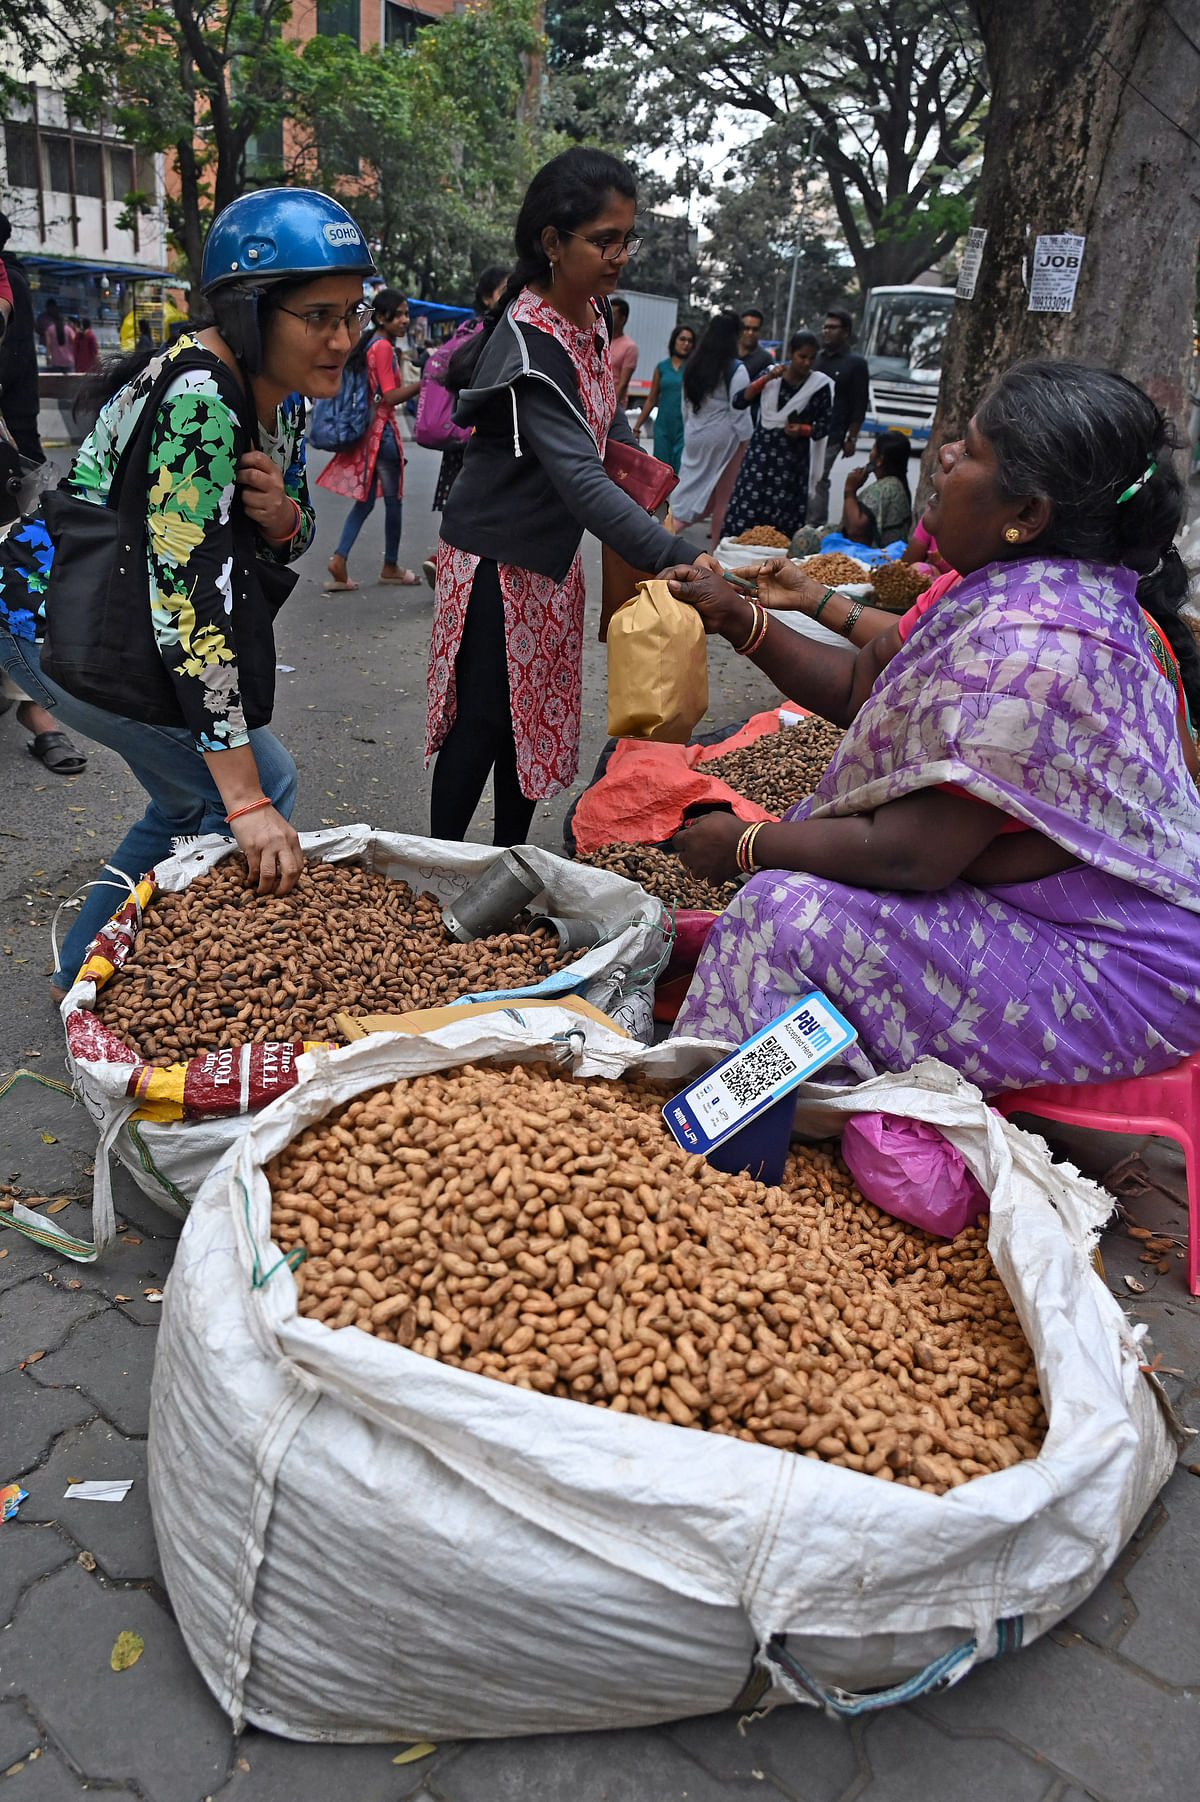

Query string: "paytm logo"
[323, 222, 362, 247]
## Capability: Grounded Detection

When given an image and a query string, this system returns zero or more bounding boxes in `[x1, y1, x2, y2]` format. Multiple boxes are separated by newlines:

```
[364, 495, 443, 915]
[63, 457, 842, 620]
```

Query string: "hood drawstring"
[509, 386, 522, 460]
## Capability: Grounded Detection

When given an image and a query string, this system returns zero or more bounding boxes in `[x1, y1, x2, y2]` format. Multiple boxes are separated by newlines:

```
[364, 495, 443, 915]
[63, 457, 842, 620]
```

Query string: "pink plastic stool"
[992, 1052, 1200, 1296]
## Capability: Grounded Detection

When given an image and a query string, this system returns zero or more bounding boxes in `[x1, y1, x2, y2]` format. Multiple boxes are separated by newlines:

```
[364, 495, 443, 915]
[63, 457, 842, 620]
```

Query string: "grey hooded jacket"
[439, 302, 702, 582]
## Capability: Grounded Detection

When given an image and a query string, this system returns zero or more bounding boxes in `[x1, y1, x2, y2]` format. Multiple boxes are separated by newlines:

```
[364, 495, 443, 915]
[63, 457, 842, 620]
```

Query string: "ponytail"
[446, 145, 636, 395]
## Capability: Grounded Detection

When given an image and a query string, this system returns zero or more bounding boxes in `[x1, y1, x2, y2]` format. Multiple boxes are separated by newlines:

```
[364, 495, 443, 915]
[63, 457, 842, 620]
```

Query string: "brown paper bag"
[606, 579, 708, 743]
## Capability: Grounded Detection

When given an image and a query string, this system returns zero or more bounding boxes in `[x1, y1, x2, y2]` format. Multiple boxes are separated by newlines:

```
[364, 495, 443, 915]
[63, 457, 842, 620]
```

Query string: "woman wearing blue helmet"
[0, 188, 375, 999]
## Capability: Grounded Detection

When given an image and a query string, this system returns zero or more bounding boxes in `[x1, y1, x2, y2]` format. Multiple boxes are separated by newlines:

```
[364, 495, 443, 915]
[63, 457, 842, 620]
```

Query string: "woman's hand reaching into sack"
[671, 812, 746, 882]
[237, 451, 297, 541]
[231, 803, 305, 896]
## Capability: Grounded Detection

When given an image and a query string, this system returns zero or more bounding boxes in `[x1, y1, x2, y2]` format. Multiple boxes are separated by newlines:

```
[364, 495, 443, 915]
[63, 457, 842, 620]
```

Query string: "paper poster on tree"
[1028, 234, 1087, 313]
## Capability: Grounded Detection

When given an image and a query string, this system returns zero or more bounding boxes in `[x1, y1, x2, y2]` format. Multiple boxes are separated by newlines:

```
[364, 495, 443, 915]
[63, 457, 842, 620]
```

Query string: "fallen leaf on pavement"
[110, 1631, 144, 1671]
[20, 1352, 44, 1366]
[39, 1133, 57, 1144]
[392, 1744, 436, 1764]
[46, 1198, 72, 1215]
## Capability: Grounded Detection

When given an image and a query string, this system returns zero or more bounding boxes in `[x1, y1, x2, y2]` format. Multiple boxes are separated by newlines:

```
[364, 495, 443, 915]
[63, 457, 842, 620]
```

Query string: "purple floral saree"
[674, 558, 1200, 1091]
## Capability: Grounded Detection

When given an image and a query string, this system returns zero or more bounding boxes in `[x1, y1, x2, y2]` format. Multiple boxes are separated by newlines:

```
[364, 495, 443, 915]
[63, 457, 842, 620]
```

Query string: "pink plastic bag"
[841, 1113, 989, 1239]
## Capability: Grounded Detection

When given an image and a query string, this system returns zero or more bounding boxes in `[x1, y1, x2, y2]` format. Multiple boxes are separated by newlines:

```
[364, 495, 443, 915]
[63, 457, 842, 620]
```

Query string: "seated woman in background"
[840, 429, 913, 547]
[723, 331, 833, 542]
[663, 361, 1200, 1094]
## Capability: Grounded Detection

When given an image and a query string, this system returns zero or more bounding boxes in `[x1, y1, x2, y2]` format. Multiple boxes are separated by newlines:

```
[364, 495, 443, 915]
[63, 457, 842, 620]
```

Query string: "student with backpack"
[415, 264, 509, 586]
[317, 288, 421, 589]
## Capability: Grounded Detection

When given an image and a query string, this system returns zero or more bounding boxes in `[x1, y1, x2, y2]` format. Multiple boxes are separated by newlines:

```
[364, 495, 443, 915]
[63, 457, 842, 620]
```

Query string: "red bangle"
[225, 796, 272, 824]
[264, 497, 303, 543]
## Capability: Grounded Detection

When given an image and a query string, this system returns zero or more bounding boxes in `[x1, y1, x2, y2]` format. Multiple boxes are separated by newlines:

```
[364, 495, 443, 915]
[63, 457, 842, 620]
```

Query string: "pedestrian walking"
[723, 330, 834, 540]
[320, 288, 422, 590]
[426, 146, 707, 845]
[72, 316, 99, 374]
[668, 310, 754, 544]
[631, 322, 694, 473]
[0, 186, 375, 998]
[809, 307, 870, 527]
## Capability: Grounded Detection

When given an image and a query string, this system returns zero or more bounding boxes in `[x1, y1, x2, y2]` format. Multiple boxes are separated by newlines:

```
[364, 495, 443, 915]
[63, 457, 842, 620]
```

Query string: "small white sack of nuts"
[149, 1018, 1176, 1742]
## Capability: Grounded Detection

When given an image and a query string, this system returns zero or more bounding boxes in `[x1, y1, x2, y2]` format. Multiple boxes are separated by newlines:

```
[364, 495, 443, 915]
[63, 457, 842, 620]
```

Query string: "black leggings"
[429, 559, 537, 846]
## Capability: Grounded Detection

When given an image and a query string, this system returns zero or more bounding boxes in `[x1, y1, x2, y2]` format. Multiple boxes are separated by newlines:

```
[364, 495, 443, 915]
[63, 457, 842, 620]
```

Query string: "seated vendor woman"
[661, 361, 1200, 1094]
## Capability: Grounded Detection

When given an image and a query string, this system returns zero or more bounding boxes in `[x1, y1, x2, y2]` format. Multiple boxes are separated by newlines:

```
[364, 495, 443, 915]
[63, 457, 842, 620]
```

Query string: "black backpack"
[39, 349, 295, 727]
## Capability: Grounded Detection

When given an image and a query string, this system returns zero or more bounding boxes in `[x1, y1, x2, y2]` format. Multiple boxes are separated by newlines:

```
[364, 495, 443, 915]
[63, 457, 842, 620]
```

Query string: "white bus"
[860, 284, 955, 444]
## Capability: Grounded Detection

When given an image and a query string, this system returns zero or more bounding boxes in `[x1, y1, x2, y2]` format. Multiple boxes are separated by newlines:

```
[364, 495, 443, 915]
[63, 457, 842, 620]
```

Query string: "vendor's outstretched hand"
[663, 563, 746, 636]
[671, 812, 747, 882]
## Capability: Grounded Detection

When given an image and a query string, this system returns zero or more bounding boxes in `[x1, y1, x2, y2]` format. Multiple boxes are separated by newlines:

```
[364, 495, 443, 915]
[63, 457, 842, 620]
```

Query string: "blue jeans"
[0, 630, 297, 988]
[335, 424, 404, 566]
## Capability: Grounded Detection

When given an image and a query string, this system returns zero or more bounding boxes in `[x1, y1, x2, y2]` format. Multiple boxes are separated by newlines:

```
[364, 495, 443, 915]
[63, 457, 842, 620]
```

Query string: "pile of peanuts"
[92, 860, 574, 1064]
[698, 717, 844, 818]
[269, 1062, 1046, 1493]
[869, 560, 933, 612]
[798, 552, 870, 586]
[576, 843, 740, 912]
[734, 525, 791, 548]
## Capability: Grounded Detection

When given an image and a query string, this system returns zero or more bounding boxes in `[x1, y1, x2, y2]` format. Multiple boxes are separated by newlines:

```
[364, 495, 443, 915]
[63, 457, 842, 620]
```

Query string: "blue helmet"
[200, 188, 376, 294]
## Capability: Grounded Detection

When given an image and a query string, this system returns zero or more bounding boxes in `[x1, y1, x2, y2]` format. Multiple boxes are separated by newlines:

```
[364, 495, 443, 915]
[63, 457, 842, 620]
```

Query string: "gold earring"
[549, 261, 557, 284]
[1004, 526, 1021, 543]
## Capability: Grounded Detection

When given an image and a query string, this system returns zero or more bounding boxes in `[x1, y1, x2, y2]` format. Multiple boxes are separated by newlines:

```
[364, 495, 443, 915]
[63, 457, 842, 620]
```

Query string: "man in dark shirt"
[738, 307, 772, 382]
[810, 307, 869, 527]
[0, 212, 45, 464]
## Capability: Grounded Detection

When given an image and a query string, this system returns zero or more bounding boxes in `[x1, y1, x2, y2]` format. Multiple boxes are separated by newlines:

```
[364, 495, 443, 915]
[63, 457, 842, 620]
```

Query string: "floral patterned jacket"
[0, 334, 313, 752]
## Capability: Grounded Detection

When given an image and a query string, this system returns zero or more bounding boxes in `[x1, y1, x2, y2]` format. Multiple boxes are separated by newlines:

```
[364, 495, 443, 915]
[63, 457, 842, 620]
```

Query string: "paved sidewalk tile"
[215, 1729, 450, 1801]
[29, 1307, 158, 1436]
[1117, 1465, 1200, 1687]
[0, 1524, 75, 1626]
[0, 1697, 41, 1766]
[667, 1702, 860, 1800]
[0, 1367, 93, 1474]
[2, 1744, 137, 1798]
[0, 1563, 232, 1802]
[0, 1234, 55, 1294]
[431, 1725, 795, 1802]
[18, 1417, 157, 1582]
[0, 1276, 104, 1373]
[858, 1709, 1054, 1801]
[914, 1631, 1198, 1802]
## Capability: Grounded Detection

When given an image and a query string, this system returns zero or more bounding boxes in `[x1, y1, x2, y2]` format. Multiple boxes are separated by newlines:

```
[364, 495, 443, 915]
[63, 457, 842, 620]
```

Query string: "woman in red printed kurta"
[318, 288, 421, 588]
[424, 148, 704, 845]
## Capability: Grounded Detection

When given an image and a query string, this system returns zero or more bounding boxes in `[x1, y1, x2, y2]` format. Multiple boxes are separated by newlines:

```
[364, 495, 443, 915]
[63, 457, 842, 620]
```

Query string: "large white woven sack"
[57, 827, 664, 1250]
[149, 1019, 1176, 1741]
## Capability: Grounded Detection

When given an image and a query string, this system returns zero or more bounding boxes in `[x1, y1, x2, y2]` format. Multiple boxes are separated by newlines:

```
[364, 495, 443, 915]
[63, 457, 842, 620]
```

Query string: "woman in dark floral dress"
[723, 331, 834, 540]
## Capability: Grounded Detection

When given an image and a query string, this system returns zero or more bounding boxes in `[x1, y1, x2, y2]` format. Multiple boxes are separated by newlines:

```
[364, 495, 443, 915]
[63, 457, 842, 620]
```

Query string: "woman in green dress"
[841, 429, 914, 547]
[633, 323, 695, 472]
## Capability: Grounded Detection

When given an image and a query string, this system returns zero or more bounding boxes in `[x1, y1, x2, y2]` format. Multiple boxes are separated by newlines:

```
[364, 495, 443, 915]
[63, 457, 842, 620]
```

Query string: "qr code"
[722, 1034, 797, 1107]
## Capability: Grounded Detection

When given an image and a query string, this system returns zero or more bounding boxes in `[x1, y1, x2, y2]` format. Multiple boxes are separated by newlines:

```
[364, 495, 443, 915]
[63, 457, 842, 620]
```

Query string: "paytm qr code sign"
[663, 991, 856, 1156]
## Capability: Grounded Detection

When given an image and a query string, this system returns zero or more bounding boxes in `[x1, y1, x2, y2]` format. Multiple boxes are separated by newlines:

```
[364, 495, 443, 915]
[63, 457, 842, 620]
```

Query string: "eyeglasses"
[275, 299, 374, 337]
[561, 229, 643, 264]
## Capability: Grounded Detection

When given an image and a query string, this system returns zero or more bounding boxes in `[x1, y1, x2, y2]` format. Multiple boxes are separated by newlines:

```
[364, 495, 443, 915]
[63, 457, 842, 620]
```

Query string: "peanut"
[268, 1062, 1047, 1495]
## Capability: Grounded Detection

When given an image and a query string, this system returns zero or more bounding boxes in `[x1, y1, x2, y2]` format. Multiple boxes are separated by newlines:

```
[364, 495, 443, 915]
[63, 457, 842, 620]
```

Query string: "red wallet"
[603, 438, 679, 513]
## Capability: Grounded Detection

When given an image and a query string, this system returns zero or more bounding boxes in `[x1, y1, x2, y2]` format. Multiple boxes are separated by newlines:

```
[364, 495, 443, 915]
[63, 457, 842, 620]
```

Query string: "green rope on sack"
[239, 1177, 306, 1290]
[0, 1070, 95, 1256]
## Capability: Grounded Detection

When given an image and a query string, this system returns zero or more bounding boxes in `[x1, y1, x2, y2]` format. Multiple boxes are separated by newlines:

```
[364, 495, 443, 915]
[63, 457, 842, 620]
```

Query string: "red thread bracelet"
[225, 796, 272, 824]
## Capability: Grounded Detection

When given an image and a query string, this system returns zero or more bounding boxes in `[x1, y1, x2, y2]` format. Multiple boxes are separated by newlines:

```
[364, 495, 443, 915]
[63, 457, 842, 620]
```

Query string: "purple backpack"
[414, 320, 478, 450]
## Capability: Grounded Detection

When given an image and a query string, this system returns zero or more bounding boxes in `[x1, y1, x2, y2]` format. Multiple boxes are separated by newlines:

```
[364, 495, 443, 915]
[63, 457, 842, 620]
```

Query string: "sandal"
[28, 730, 87, 775]
[322, 578, 359, 592]
[378, 568, 421, 585]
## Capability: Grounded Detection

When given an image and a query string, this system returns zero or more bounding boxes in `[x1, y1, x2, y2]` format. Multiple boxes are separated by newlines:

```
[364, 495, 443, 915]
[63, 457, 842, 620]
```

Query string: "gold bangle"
[732, 601, 763, 654]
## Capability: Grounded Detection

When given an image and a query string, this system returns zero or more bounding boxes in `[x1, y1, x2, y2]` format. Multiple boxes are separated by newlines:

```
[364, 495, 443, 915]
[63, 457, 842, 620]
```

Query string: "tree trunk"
[925, 0, 1200, 486]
